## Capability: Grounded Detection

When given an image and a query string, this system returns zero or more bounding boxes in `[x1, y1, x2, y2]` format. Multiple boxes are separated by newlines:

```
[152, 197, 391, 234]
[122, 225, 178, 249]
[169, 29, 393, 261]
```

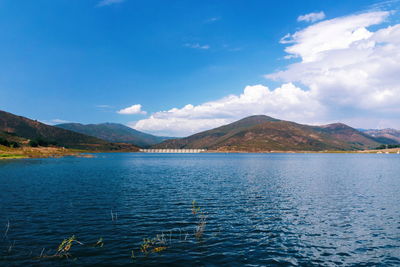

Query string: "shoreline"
[0, 146, 97, 160]
[2, 147, 399, 160]
[204, 148, 400, 154]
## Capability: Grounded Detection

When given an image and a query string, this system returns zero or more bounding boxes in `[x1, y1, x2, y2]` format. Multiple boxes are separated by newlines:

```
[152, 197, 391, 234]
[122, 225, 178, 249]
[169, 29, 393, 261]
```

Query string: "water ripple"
[0, 153, 400, 266]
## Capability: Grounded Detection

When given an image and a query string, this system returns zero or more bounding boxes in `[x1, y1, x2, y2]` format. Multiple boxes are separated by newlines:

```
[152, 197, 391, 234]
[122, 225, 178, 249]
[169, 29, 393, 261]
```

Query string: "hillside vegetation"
[154, 115, 382, 151]
[56, 122, 171, 148]
[360, 128, 400, 144]
[0, 110, 139, 151]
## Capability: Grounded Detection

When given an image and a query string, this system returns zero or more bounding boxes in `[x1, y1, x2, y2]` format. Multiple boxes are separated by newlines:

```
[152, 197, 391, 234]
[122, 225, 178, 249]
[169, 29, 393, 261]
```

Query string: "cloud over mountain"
[133, 83, 322, 137]
[132, 10, 400, 136]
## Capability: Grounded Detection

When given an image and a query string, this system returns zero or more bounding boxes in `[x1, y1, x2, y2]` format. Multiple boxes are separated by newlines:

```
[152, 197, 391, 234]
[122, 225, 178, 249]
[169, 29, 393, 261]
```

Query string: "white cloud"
[117, 104, 147, 115]
[132, 10, 400, 136]
[267, 11, 400, 111]
[281, 11, 389, 62]
[97, 0, 124, 7]
[132, 83, 323, 137]
[368, 0, 400, 11]
[184, 43, 210, 50]
[41, 119, 70, 125]
[297, 11, 326, 23]
[131, 117, 230, 137]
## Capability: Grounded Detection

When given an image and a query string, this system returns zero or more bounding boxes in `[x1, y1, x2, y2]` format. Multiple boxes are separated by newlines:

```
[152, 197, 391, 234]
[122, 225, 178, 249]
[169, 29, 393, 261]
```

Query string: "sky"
[1, 0, 400, 136]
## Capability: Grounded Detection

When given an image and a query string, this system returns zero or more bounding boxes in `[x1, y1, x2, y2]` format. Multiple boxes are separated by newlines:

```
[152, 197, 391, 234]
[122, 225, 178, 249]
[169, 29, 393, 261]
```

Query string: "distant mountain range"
[0, 110, 138, 151]
[153, 115, 383, 151]
[359, 129, 400, 144]
[56, 122, 173, 148]
[2, 110, 398, 152]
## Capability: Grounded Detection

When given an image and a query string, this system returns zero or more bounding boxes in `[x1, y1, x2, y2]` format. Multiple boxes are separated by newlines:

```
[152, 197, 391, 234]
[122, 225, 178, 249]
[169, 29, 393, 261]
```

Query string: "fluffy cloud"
[132, 10, 400, 136]
[297, 11, 326, 23]
[267, 11, 400, 113]
[117, 104, 146, 115]
[281, 11, 389, 62]
[133, 83, 323, 136]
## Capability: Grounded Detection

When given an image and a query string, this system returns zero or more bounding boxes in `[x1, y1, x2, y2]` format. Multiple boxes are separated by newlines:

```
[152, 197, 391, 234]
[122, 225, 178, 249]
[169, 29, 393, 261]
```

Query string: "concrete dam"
[139, 149, 207, 153]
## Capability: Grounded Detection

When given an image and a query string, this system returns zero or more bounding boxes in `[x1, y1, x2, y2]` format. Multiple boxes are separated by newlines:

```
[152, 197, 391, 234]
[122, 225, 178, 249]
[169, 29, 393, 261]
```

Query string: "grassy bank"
[0, 145, 93, 160]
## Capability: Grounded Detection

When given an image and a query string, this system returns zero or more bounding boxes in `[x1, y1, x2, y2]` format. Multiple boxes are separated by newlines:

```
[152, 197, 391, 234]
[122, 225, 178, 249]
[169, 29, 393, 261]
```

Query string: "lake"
[0, 153, 399, 266]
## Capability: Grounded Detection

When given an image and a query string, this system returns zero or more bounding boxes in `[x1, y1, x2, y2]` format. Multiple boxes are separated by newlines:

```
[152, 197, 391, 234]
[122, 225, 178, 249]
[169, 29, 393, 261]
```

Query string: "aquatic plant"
[140, 238, 152, 254]
[25, 200, 210, 262]
[3, 220, 15, 256]
[111, 210, 118, 221]
[92, 237, 104, 247]
[4, 220, 10, 238]
[39, 248, 45, 258]
[135, 200, 209, 256]
[151, 246, 167, 253]
[195, 215, 207, 239]
[192, 201, 207, 239]
[192, 200, 201, 215]
[7, 240, 15, 253]
[139, 236, 168, 255]
[56, 235, 83, 258]
[36, 235, 103, 260]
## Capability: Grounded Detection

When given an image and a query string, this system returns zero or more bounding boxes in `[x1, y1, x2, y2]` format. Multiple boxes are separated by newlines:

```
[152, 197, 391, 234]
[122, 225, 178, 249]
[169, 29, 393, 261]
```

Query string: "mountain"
[56, 122, 171, 148]
[360, 129, 400, 144]
[314, 123, 381, 148]
[153, 115, 278, 149]
[153, 115, 381, 151]
[0, 110, 139, 151]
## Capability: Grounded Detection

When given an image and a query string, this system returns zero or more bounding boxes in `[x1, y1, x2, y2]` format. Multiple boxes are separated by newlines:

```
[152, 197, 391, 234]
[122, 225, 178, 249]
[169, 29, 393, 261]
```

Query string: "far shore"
[2, 146, 399, 160]
[201, 148, 400, 154]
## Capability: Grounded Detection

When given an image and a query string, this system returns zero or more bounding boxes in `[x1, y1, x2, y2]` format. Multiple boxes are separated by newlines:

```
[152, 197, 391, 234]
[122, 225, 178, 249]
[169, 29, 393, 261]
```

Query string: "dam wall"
[139, 149, 207, 153]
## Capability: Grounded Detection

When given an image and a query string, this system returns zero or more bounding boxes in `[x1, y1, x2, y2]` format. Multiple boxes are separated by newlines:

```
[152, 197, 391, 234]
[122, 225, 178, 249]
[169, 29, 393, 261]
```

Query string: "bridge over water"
[139, 149, 207, 153]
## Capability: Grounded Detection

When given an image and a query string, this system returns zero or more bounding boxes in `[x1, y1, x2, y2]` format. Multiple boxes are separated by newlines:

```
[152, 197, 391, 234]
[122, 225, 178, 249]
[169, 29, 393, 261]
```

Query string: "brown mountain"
[0, 110, 139, 151]
[314, 123, 381, 149]
[56, 122, 173, 148]
[153, 115, 381, 151]
[361, 128, 400, 144]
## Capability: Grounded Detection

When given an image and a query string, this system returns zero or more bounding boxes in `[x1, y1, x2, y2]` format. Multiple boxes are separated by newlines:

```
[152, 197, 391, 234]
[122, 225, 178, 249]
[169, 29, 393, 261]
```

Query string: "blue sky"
[1, 0, 400, 136]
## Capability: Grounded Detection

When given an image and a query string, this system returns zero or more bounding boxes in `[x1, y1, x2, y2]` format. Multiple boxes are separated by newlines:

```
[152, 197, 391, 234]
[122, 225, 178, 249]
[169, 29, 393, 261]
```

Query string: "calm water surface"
[0, 153, 399, 266]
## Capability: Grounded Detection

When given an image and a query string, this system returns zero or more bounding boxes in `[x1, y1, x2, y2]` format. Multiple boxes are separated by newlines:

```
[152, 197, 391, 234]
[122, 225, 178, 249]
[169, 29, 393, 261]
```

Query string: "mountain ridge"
[153, 115, 382, 151]
[56, 122, 172, 148]
[359, 128, 400, 144]
[0, 110, 139, 151]
[0, 110, 388, 152]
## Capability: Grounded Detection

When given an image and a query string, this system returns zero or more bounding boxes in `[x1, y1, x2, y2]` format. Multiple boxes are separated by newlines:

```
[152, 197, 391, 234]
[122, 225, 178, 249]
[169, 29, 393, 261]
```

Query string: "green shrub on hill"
[376, 144, 400, 149]
[29, 138, 57, 147]
[0, 137, 20, 148]
[0, 137, 10, 147]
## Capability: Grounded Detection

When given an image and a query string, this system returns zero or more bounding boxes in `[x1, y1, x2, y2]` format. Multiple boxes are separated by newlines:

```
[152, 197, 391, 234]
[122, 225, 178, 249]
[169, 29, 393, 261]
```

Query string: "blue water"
[0, 153, 400, 266]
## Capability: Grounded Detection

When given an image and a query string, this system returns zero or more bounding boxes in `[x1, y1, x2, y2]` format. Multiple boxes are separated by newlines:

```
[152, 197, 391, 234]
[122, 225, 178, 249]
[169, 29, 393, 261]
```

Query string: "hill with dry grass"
[154, 115, 382, 152]
[0, 110, 139, 151]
